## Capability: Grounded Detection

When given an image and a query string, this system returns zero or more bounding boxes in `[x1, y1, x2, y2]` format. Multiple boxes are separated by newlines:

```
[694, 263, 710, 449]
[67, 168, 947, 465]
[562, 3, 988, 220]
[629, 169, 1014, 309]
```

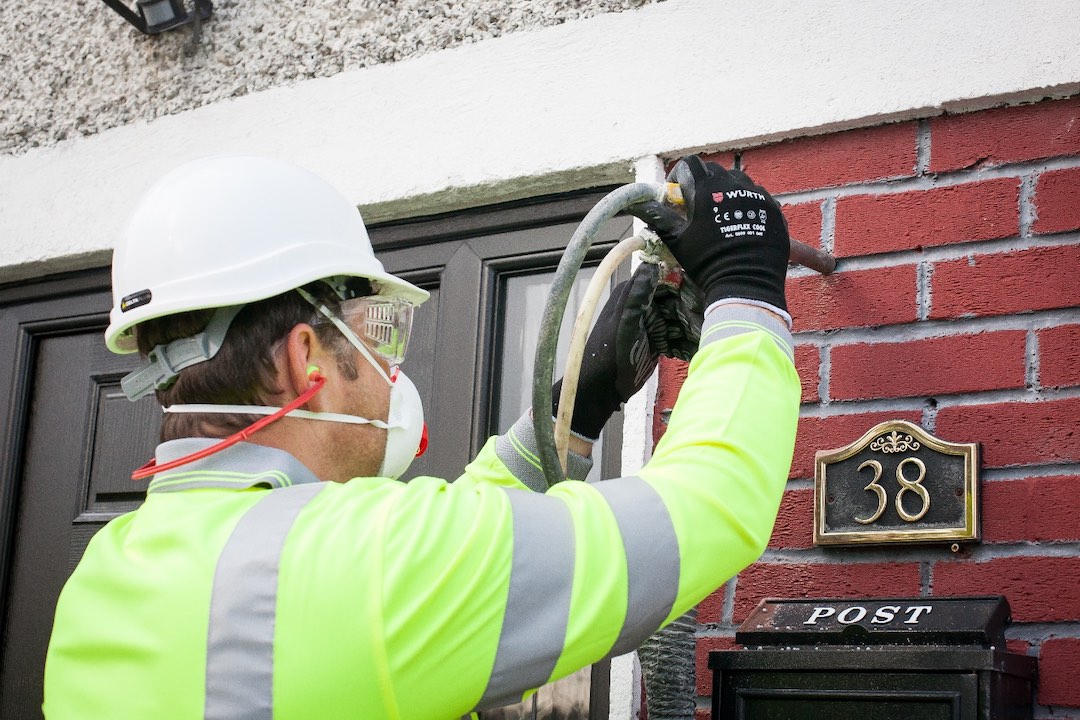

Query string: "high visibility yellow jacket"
[44, 305, 799, 719]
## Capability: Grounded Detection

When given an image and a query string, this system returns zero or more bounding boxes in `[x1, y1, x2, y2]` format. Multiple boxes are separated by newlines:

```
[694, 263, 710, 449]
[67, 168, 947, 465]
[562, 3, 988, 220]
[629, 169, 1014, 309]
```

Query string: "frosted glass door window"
[497, 266, 609, 483]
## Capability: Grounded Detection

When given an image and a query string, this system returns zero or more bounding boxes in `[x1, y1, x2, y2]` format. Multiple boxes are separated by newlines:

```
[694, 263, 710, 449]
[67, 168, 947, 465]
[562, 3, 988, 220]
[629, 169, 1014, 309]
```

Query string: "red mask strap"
[416, 424, 429, 458]
[132, 368, 326, 481]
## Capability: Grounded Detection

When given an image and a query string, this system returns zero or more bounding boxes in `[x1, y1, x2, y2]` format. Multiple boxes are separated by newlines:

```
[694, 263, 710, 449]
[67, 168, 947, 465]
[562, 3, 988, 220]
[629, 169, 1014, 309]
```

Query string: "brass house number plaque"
[814, 420, 980, 546]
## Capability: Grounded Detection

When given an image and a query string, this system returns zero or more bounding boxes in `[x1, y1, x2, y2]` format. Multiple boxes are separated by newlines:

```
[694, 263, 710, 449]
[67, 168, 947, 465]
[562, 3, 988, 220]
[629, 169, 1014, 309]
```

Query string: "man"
[43, 154, 799, 718]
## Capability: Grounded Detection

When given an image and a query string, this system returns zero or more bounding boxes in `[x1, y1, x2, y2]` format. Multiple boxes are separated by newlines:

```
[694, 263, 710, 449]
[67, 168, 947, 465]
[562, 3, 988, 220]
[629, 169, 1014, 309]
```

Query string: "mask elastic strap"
[296, 287, 395, 386]
[131, 367, 327, 480]
[164, 403, 396, 429]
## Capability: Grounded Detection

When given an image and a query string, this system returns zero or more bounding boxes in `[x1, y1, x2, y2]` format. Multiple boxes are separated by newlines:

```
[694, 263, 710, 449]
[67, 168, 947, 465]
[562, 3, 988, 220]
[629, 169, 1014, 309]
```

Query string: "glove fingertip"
[727, 167, 750, 182]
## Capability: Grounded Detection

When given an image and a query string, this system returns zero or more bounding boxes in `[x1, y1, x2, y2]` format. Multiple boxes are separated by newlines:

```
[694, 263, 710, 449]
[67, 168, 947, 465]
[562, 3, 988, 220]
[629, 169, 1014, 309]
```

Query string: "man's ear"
[282, 323, 325, 398]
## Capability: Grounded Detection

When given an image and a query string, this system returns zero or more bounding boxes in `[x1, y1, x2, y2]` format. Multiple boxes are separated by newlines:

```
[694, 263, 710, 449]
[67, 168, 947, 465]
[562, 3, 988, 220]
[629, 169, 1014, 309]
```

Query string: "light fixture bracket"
[101, 0, 212, 35]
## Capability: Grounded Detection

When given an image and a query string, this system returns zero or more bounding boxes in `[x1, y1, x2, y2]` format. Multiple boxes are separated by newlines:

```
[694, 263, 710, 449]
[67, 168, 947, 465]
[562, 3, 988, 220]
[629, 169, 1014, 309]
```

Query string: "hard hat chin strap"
[121, 305, 245, 401]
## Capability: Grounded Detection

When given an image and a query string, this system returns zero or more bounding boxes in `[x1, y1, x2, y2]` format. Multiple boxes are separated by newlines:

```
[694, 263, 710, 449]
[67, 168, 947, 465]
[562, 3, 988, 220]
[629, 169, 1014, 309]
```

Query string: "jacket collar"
[146, 439, 322, 493]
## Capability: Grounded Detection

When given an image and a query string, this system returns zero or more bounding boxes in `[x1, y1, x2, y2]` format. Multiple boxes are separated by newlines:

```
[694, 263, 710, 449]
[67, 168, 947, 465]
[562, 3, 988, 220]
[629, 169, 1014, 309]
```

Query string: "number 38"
[854, 458, 930, 524]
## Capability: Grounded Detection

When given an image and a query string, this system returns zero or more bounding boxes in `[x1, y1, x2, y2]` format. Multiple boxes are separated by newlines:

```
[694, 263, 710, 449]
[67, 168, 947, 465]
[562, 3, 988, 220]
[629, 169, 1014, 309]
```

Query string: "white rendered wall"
[1, 1, 660, 155]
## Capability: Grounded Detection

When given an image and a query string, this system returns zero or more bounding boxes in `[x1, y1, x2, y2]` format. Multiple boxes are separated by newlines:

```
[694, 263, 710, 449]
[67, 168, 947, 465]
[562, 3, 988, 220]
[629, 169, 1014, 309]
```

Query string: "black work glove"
[551, 261, 701, 440]
[635, 156, 790, 311]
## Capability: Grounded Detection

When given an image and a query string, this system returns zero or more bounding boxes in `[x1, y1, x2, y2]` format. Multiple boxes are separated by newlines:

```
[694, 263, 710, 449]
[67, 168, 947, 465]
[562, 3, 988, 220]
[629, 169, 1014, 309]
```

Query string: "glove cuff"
[706, 297, 792, 330]
[703, 275, 787, 313]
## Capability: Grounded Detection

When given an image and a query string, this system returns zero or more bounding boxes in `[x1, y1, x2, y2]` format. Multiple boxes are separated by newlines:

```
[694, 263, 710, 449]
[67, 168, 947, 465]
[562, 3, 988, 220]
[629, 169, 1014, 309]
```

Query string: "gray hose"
[531, 182, 665, 488]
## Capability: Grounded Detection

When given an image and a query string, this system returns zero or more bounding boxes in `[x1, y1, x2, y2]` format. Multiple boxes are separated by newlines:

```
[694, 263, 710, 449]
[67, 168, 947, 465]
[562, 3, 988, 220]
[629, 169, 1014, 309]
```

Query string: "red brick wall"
[653, 96, 1080, 718]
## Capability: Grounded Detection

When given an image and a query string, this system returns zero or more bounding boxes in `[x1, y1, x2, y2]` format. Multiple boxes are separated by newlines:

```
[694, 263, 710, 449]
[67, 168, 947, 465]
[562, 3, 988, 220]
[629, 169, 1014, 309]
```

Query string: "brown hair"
[135, 282, 361, 442]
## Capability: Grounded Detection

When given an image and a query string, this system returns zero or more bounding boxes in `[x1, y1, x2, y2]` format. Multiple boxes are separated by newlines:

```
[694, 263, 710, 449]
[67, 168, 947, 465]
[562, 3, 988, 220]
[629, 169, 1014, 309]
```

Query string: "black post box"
[709, 596, 1036, 720]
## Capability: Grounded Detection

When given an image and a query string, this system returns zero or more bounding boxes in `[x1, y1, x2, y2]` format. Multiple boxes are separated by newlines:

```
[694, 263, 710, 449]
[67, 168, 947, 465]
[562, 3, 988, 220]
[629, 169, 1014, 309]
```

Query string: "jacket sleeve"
[380, 303, 798, 715]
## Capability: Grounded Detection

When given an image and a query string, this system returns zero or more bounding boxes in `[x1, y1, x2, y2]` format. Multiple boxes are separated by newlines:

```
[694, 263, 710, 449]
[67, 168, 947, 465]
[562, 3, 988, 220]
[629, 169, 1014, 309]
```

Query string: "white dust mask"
[377, 369, 425, 478]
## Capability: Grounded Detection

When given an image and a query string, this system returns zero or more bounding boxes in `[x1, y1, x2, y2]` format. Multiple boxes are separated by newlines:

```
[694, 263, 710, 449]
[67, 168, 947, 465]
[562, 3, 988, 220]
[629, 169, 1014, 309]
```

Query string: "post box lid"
[736, 596, 1010, 648]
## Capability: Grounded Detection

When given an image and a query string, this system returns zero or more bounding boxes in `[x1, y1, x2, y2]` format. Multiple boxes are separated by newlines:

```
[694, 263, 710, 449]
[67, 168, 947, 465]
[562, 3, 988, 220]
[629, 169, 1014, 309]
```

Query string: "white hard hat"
[105, 155, 428, 354]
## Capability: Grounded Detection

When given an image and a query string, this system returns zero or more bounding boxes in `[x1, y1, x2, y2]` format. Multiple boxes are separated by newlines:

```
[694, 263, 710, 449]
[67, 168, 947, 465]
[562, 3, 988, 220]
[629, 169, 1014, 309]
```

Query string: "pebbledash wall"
[3, 1, 1080, 719]
[664, 97, 1080, 718]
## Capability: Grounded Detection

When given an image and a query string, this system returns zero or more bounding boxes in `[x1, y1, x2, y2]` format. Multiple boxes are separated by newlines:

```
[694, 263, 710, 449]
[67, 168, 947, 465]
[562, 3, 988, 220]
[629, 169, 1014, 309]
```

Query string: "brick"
[788, 264, 919, 332]
[1040, 324, 1080, 388]
[695, 635, 739, 697]
[740, 123, 918, 194]
[734, 562, 923, 622]
[935, 397, 1080, 468]
[1006, 639, 1031, 656]
[1034, 166, 1080, 235]
[794, 344, 820, 404]
[1039, 637, 1080, 708]
[697, 582, 732, 624]
[792, 410, 923, 479]
[781, 201, 823, 252]
[933, 557, 1080, 622]
[768, 488, 814, 549]
[665, 152, 739, 181]
[834, 178, 1019, 257]
[930, 97, 1080, 172]
[930, 245, 1080, 320]
[696, 151, 737, 169]
[830, 331, 1027, 400]
[982, 476, 1080, 543]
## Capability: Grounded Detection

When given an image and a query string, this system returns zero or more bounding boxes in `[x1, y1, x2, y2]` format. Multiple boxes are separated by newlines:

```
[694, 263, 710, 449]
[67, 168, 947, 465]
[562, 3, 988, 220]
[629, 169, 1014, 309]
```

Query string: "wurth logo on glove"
[712, 189, 767, 202]
[711, 190, 769, 239]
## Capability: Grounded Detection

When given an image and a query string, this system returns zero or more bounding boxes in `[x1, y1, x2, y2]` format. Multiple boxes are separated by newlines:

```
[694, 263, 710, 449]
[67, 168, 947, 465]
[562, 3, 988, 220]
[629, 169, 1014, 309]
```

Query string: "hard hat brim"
[105, 244, 429, 354]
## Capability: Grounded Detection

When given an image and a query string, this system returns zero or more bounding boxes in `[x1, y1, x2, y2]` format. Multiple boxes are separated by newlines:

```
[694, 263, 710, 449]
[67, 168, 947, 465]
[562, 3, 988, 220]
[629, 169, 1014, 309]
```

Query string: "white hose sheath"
[555, 234, 647, 472]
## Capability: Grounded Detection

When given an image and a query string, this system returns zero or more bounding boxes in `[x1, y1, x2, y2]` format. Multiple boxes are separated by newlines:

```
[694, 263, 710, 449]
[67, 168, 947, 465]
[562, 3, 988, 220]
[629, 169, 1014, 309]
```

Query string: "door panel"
[2, 332, 95, 719]
[0, 285, 157, 719]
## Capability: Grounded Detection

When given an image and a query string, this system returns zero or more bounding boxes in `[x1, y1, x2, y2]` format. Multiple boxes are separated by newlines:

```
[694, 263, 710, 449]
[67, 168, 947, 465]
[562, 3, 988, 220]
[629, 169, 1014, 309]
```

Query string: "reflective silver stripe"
[477, 489, 576, 710]
[701, 304, 794, 363]
[591, 477, 680, 656]
[204, 483, 326, 720]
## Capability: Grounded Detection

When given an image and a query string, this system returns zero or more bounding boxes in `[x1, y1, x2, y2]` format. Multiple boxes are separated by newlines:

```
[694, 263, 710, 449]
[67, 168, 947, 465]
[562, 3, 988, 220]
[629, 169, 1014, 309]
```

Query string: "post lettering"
[837, 606, 867, 624]
[870, 605, 900, 624]
[903, 605, 933, 624]
[803, 607, 836, 625]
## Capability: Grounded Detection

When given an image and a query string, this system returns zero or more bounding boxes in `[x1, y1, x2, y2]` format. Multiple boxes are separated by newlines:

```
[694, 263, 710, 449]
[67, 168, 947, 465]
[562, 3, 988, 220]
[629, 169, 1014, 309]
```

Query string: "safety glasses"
[297, 286, 415, 384]
[333, 296, 414, 367]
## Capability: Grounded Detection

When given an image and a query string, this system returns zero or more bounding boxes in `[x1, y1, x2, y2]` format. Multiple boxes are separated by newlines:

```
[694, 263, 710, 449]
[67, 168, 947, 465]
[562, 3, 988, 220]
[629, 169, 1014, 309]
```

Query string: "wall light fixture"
[100, 0, 212, 35]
